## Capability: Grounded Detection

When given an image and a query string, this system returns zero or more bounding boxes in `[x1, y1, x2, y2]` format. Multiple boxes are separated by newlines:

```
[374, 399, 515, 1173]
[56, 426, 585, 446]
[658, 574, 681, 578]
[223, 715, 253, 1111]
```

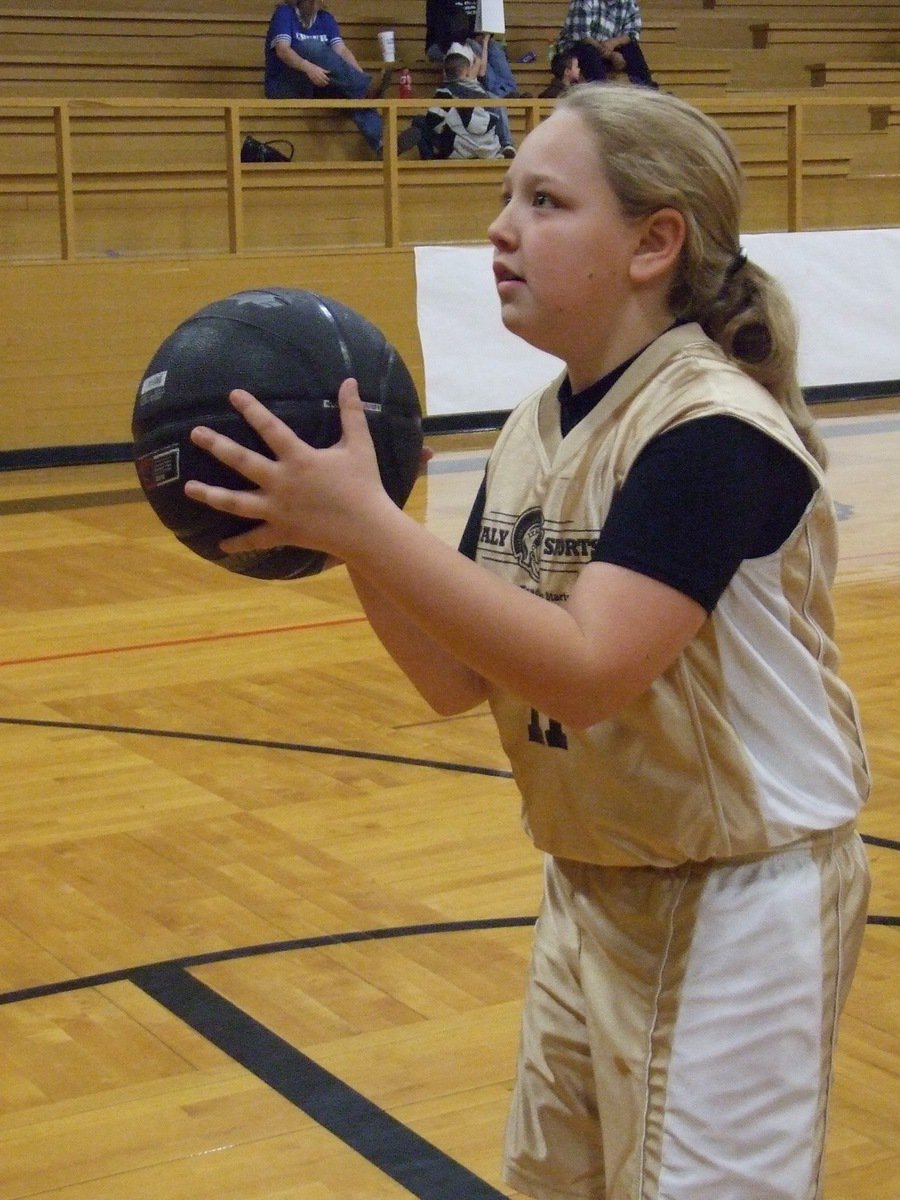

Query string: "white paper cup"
[377, 30, 396, 62]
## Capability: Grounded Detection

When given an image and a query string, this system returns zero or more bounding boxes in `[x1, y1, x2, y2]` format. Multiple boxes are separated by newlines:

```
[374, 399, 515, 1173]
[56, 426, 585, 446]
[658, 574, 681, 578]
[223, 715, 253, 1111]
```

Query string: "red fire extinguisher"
[398, 67, 413, 99]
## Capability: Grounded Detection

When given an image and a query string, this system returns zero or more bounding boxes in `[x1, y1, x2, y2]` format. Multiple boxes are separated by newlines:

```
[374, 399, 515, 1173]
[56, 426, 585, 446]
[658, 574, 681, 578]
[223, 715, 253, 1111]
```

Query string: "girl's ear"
[629, 208, 686, 285]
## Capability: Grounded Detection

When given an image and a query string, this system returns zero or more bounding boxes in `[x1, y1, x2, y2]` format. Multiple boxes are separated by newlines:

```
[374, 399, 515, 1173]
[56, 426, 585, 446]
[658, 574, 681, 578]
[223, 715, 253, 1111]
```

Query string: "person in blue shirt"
[264, 0, 389, 155]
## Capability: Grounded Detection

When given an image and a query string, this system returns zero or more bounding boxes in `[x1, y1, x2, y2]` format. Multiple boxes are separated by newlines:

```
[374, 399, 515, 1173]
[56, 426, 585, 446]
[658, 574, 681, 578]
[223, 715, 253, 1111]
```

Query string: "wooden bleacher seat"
[407, 50, 733, 97]
[0, 2, 897, 259]
[868, 103, 900, 130]
[748, 18, 900, 76]
[703, 0, 900, 33]
[739, 17, 900, 87]
[809, 61, 900, 88]
[753, 20, 900, 51]
[0, 3, 779, 106]
[739, 146, 852, 178]
[705, 0, 898, 11]
[706, 108, 788, 133]
[0, 42, 733, 104]
[0, 7, 408, 79]
[0, 51, 263, 98]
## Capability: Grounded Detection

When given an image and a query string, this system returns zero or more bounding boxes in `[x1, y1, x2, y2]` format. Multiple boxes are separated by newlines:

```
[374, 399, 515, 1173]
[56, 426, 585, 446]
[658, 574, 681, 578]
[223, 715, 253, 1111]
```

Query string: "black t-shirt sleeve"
[459, 417, 816, 613]
[459, 473, 487, 560]
[593, 416, 815, 612]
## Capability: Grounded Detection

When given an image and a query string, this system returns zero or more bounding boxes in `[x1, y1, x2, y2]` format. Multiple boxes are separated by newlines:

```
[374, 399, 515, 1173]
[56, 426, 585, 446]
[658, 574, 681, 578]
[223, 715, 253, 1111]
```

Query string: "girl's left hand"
[184, 377, 389, 559]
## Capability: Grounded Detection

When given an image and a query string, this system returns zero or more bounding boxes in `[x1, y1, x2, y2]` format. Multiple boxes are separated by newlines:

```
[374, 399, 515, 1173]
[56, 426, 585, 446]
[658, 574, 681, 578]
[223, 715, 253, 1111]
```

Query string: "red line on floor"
[0, 615, 367, 668]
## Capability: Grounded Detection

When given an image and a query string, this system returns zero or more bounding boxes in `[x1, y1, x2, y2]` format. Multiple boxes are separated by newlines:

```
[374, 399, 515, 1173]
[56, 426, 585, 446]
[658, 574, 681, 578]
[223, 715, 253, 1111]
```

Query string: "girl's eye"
[532, 191, 556, 209]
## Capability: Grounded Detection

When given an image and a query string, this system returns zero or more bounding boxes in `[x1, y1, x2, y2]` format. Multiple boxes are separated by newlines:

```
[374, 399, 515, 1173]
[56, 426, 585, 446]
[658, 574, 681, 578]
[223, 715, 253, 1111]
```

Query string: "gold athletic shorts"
[503, 826, 870, 1200]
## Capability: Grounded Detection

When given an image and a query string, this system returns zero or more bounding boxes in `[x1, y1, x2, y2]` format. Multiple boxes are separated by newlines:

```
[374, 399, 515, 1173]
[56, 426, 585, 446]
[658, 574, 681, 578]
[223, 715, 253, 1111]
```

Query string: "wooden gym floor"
[0, 397, 897, 1199]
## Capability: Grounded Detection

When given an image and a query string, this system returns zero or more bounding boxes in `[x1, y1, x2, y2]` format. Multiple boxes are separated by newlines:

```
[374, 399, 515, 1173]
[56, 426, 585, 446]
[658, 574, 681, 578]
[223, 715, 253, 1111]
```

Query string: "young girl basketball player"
[186, 86, 871, 1200]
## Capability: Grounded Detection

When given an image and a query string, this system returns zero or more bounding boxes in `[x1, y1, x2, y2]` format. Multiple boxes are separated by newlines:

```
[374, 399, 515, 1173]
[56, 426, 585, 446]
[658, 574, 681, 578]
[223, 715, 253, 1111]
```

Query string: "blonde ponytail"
[558, 86, 827, 467]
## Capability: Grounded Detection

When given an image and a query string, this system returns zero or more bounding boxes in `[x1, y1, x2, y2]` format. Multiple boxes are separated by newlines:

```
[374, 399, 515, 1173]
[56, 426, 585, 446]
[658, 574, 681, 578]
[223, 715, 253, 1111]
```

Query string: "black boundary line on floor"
[131, 964, 509, 1200]
[2, 871, 897, 1004]
[0, 919, 535, 1197]
[0, 488, 145, 516]
[4, 903, 899, 1187]
[0, 455, 489, 517]
[1, 715, 895, 852]
[2, 404, 895, 1193]
[0, 917, 542, 1197]
[0, 917, 538, 1007]
[1, 384, 898, 472]
[3, 905, 898, 1198]
[0, 716, 514, 779]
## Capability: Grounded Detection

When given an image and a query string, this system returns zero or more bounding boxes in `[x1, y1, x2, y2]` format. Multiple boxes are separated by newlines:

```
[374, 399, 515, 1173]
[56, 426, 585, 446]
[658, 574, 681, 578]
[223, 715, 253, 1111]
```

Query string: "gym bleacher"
[0, 0, 897, 463]
[0, 0, 898, 258]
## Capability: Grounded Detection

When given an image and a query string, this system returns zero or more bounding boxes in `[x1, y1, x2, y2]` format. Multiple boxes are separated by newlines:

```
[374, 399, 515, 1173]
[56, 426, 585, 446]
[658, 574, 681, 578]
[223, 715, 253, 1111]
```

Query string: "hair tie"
[726, 249, 748, 278]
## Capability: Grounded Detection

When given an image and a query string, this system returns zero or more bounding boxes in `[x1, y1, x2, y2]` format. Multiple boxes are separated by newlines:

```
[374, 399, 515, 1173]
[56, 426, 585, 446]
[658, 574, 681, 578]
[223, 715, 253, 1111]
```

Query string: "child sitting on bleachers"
[400, 42, 516, 159]
[540, 49, 583, 99]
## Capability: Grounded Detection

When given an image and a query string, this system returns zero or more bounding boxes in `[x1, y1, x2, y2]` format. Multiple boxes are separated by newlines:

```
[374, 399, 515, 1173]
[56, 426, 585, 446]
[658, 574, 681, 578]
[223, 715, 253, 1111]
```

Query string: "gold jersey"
[478, 324, 870, 867]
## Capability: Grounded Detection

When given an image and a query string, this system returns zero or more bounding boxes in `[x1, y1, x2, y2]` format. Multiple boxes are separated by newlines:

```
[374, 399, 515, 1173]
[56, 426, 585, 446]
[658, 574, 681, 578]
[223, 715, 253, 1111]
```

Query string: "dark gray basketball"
[132, 288, 423, 579]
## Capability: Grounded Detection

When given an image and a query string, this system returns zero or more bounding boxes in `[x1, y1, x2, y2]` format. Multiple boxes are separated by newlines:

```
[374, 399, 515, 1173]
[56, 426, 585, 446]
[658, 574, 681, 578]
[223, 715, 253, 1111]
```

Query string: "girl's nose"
[488, 204, 515, 250]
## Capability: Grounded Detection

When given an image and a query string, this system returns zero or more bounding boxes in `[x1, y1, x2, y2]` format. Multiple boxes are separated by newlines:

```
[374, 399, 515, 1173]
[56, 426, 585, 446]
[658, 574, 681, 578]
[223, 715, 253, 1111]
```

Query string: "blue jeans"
[483, 40, 519, 97]
[474, 41, 517, 143]
[491, 102, 513, 148]
[265, 41, 383, 152]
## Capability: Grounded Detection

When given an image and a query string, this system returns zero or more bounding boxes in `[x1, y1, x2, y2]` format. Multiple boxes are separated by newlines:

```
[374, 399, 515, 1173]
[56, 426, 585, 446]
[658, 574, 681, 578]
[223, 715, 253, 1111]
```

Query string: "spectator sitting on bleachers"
[555, 0, 657, 89]
[264, 0, 391, 155]
[400, 41, 516, 160]
[539, 50, 583, 99]
[425, 0, 526, 99]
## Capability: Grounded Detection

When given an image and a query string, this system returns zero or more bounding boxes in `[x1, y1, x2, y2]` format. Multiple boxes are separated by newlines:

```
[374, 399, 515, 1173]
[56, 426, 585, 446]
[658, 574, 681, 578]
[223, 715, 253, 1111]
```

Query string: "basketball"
[132, 288, 423, 579]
